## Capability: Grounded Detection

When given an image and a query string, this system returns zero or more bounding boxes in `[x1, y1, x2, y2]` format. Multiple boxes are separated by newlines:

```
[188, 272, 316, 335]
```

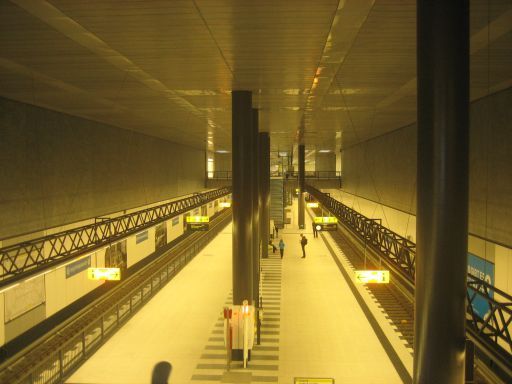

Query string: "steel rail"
[306, 184, 512, 379]
[0, 187, 231, 287]
[0, 209, 232, 384]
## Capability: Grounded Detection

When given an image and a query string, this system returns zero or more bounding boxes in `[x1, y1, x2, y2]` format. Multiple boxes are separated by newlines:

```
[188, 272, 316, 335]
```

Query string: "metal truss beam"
[0, 187, 231, 287]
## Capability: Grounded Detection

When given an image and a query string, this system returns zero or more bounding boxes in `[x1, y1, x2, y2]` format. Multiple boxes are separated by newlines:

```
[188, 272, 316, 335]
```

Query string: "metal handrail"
[306, 184, 512, 376]
[211, 170, 342, 179]
[306, 184, 416, 283]
[288, 170, 341, 179]
[208, 171, 232, 179]
[0, 209, 232, 384]
[0, 187, 232, 287]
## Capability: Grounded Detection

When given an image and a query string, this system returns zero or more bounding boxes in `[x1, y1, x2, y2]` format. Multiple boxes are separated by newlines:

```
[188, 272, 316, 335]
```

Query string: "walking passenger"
[279, 239, 285, 259]
[300, 234, 308, 258]
[312, 221, 318, 238]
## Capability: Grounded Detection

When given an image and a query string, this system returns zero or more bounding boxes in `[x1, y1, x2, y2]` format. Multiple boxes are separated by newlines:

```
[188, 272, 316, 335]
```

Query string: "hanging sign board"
[87, 268, 121, 281]
[219, 201, 231, 208]
[306, 202, 319, 208]
[294, 378, 334, 384]
[354, 270, 390, 284]
[313, 216, 338, 231]
[186, 215, 210, 231]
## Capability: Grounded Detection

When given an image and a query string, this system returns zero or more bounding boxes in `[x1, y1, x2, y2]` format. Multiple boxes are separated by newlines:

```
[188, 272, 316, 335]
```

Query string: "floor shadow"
[151, 361, 172, 384]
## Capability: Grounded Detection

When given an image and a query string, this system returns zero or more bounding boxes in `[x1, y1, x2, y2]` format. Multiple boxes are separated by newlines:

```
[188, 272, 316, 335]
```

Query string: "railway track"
[320, 214, 491, 383]
[0, 209, 232, 384]
[328, 228, 415, 349]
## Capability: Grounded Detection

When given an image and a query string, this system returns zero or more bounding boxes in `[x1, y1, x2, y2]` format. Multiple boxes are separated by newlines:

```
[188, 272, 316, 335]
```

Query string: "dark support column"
[298, 144, 305, 229]
[232, 91, 253, 307]
[415, 2, 469, 384]
[252, 109, 260, 309]
[259, 132, 270, 259]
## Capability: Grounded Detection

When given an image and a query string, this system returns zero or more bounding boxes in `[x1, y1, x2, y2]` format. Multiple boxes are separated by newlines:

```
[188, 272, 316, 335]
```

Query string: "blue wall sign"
[136, 230, 149, 244]
[467, 253, 495, 319]
[66, 256, 91, 278]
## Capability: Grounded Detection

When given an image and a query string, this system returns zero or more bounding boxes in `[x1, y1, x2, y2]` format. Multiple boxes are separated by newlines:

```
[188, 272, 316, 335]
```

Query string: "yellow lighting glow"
[307, 202, 319, 208]
[313, 216, 338, 224]
[219, 202, 231, 208]
[186, 216, 209, 223]
[242, 299, 250, 316]
[87, 268, 121, 281]
[354, 270, 390, 284]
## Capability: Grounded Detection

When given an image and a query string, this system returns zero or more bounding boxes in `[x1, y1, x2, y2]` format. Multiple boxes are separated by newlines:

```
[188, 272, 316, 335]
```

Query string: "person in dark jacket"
[300, 234, 308, 258]
[312, 221, 318, 238]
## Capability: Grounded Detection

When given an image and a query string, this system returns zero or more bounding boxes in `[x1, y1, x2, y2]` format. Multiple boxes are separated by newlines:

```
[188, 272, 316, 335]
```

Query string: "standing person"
[300, 234, 308, 258]
[269, 240, 277, 254]
[312, 221, 318, 238]
[275, 225, 279, 238]
[279, 239, 285, 259]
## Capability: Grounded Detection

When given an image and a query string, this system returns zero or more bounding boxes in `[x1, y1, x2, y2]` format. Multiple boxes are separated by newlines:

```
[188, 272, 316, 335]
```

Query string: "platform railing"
[0, 209, 232, 384]
[305, 184, 416, 283]
[0, 187, 231, 287]
[209, 170, 342, 180]
[306, 184, 512, 377]
[287, 170, 341, 179]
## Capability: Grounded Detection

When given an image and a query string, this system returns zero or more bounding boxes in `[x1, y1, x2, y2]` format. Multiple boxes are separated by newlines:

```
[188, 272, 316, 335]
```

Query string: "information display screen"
[354, 270, 390, 284]
[87, 267, 121, 281]
[313, 216, 338, 231]
[186, 215, 210, 231]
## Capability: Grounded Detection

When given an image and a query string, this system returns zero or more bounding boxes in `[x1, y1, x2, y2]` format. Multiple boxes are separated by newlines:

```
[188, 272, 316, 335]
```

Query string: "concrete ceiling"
[0, 0, 511, 153]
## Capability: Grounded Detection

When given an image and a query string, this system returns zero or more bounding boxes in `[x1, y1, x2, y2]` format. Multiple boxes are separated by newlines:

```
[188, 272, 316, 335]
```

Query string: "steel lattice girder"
[0, 187, 231, 287]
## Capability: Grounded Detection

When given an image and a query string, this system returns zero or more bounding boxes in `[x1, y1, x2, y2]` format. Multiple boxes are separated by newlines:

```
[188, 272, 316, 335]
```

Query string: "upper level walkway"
[66, 199, 410, 384]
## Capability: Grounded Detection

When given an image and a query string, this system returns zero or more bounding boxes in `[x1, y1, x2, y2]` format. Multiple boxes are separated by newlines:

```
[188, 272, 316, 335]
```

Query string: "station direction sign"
[87, 267, 121, 281]
[186, 215, 210, 231]
[219, 201, 231, 208]
[313, 216, 338, 231]
[306, 202, 319, 208]
[354, 270, 390, 284]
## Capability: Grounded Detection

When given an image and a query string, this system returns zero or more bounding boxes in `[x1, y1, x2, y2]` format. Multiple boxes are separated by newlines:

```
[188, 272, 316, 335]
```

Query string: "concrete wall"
[341, 86, 512, 248]
[214, 152, 232, 172]
[0, 97, 205, 240]
[315, 152, 336, 172]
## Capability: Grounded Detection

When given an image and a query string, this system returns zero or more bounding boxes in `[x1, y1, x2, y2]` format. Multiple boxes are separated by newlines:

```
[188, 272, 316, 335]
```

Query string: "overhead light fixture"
[216, 150, 230, 154]
[207, 140, 213, 145]
[318, 149, 331, 153]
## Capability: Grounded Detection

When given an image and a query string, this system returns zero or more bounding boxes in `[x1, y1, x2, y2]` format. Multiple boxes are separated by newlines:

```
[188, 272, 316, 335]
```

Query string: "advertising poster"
[155, 222, 168, 250]
[467, 253, 495, 319]
[105, 240, 127, 272]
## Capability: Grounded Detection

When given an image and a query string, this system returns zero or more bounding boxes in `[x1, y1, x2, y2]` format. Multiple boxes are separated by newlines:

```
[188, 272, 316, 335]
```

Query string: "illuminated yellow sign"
[355, 270, 390, 284]
[219, 201, 231, 208]
[186, 216, 209, 223]
[294, 378, 334, 384]
[314, 216, 338, 224]
[307, 202, 319, 208]
[87, 268, 121, 281]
